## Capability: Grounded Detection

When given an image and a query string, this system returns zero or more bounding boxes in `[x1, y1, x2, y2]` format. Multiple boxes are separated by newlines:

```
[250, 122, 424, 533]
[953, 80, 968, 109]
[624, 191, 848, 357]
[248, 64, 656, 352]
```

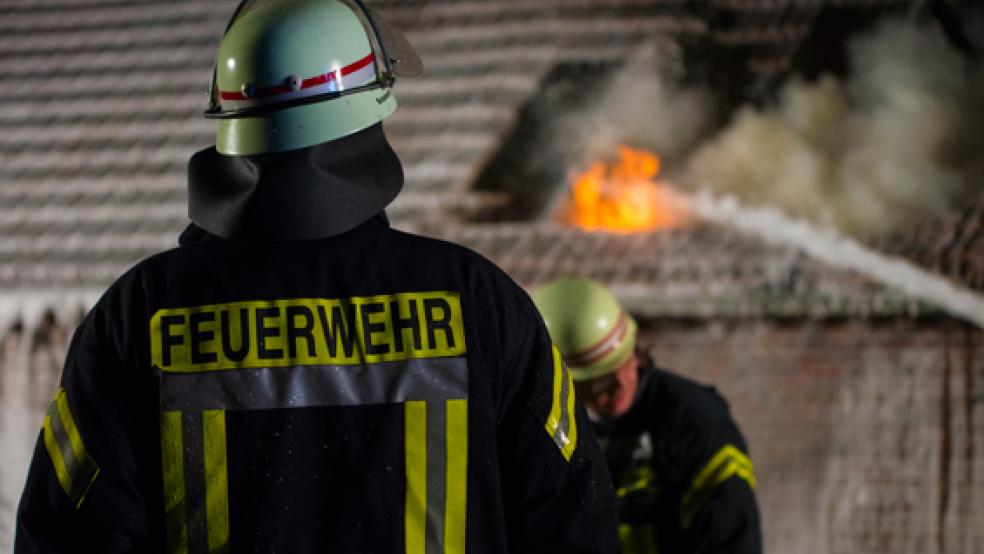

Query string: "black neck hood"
[187, 123, 403, 242]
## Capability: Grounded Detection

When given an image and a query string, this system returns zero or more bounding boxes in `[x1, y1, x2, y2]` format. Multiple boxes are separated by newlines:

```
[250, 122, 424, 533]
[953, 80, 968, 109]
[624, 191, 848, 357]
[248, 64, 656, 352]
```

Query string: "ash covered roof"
[0, 0, 979, 325]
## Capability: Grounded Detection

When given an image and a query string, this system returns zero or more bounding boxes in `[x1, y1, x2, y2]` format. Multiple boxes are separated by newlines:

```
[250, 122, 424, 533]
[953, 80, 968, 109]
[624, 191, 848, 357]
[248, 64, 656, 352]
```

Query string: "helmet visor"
[365, 7, 423, 77]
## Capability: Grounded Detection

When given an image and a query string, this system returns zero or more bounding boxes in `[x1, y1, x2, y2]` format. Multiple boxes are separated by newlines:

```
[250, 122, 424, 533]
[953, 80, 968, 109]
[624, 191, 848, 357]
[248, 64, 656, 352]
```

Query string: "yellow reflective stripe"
[544, 345, 577, 461]
[690, 445, 754, 494]
[445, 399, 468, 554]
[405, 401, 427, 554]
[53, 389, 86, 465]
[561, 366, 578, 461]
[618, 524, 658, 554]
[41, 413, 74, 500]
[161, 411, 189, 554]
[41, 388, 100, 508]
[617, 466, 655, 498]
[618, 524, 636, 554]
[203, 410, 230, 553]
[545, 345, 563, 436]
[681, 444, 756, 528]
[150, 291, 467, 373]
[544, 344, 576, 461]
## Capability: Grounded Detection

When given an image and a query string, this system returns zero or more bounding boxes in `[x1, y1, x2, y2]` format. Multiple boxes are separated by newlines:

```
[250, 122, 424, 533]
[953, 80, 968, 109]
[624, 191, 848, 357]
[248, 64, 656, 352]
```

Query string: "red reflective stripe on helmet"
[341, 53, 374, 76]
[565, 312, 629, 368]
[218, 53, 376, 101]
[302, 74, 331, 88]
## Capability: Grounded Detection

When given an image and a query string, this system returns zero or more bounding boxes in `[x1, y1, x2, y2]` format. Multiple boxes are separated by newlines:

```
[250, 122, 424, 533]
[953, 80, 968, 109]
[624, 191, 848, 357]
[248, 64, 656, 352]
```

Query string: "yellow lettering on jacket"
[150, 291, 466, 373]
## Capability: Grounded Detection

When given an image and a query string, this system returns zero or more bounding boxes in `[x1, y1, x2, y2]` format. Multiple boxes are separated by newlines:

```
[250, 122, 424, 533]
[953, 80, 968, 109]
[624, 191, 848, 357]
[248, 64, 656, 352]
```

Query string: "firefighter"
[15, 2, 618, 552]
[533, 277, 762, 554]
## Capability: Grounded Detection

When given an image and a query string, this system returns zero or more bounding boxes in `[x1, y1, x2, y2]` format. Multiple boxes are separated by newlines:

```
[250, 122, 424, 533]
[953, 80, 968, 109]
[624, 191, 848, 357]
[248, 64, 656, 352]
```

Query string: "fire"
[566, 146, 691, 233]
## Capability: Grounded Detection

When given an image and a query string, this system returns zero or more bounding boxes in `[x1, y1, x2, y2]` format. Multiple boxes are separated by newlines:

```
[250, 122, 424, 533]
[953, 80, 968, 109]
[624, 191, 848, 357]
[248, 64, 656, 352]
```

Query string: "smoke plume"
[553, 40, 718, 171]
[686, 18, 984, 238]
[564, 16, 984, 239]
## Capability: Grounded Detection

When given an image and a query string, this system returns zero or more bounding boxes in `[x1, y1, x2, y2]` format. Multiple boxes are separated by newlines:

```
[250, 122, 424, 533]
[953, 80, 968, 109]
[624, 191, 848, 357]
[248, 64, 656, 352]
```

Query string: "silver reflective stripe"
[425, 401, 447, 554]
[159, 358, 468, 411]
[552, 362, 571, 449]
[45, 400, 99, 505]
[46, 402, 81, 485]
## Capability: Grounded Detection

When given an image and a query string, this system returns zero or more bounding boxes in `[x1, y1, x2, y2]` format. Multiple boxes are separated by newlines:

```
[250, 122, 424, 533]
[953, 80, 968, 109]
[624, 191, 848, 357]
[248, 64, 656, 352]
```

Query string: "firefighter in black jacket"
[15, 2, 618, 552]
[533, 277, 761, 554]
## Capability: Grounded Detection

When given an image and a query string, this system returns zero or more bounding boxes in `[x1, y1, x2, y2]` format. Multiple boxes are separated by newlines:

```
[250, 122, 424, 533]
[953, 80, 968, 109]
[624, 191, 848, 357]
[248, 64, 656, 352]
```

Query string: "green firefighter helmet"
[531, 277, 638, 382]
[205, 0, 422, 155]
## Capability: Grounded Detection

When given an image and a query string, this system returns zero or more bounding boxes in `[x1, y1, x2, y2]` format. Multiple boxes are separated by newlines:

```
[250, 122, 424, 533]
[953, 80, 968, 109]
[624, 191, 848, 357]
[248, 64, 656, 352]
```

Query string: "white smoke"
[554, 40, 717, 170]
[686, 17, 984, 238]
[559, 16, 983, 239]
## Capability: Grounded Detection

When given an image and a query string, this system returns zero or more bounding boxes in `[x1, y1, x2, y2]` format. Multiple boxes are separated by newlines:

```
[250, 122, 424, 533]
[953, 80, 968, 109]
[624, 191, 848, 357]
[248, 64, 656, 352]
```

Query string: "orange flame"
[566, 146, 691, 233]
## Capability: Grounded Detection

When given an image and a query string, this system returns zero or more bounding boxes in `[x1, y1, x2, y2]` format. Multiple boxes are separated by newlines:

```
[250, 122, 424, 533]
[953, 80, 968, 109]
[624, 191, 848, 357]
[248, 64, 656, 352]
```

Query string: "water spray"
[686, 190, 984, 330]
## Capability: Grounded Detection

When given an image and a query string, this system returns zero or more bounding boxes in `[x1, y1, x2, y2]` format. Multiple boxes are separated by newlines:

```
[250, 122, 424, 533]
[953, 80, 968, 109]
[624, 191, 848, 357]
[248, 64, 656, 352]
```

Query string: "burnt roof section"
[430, 221, 930, 319]
[0, 0, 979, 322]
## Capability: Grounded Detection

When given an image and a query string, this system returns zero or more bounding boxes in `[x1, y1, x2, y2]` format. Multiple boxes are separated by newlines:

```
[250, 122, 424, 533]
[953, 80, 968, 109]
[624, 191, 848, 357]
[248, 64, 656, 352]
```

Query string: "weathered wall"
[639, 318, 984, 554]
[0, 316, 69, 552]
[0, 317, 981, 553]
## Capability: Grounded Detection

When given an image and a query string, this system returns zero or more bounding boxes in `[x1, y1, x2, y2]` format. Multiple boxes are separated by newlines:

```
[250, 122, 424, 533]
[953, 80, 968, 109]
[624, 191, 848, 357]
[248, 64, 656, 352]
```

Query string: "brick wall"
[0, 317, 981, 553]
[639, 318, 984, 554]
[0, 317, 68, 552]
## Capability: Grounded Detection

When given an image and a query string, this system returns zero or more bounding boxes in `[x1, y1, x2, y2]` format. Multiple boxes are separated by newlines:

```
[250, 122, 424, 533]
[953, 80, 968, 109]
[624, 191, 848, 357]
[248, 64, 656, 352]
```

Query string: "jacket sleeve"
[683, 476, 762, 554]
[16, 299, 162, 553]
[675, 388, 762, 554]
[492, 281, 619, 554]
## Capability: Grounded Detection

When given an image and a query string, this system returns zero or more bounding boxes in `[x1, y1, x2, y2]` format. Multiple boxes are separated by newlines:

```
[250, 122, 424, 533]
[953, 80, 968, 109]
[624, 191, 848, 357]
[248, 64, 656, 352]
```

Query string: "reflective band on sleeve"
[544, 344, 577, 461]
[41, 388, 99, 508]
[161, 411, 189, 554]
[405, 401, 428, 554]
[203, 410, 230, 553]
[562, 363, 578, 461]
[444, 399, 468, 554]
[41, 415, 72, 499]
[680, 444, 756, 529]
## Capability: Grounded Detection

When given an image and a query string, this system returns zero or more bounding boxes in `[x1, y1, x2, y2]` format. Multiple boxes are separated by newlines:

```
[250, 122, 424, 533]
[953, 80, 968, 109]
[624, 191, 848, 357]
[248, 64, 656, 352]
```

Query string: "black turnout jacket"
[16, 216, 617, 553]
[596, 362, 761, 554]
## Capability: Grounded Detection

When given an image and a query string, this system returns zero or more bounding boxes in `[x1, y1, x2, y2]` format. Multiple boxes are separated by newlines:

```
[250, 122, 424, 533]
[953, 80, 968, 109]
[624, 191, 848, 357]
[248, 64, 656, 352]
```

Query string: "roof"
[879, 190, 984, 293]
[433, 221, 928, 320]
[0, 0, 980, 327]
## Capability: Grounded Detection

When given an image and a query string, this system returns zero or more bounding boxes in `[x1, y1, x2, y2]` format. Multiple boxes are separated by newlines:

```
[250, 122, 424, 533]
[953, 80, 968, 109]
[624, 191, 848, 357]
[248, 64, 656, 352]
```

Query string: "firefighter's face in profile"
[576, 351, 640, 420]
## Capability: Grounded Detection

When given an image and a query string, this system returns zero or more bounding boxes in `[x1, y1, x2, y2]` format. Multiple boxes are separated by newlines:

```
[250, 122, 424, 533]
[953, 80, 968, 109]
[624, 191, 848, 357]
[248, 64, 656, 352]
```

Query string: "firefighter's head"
[532, 277, 640, 420]
[205, 0, 422, 155]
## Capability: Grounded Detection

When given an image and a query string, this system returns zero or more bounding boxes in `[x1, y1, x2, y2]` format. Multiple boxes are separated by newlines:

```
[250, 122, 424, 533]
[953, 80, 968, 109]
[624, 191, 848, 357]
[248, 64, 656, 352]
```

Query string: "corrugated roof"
[880, 190, 984, 292]
[0, 0, 979, 324]
[431, 221, 927, 319]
